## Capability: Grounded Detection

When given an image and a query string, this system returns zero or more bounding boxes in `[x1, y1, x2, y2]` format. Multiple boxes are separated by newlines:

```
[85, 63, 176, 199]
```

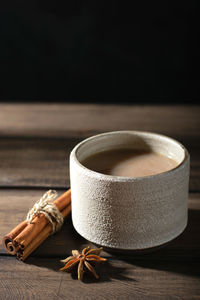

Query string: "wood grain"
[1, 189, 200, 260]
[0, 137, 79, 188]
[0, 104, 199, 299]
[0, 103, 199, 138]
[0, 135, 199, 190]
[0, 256, 199, 300]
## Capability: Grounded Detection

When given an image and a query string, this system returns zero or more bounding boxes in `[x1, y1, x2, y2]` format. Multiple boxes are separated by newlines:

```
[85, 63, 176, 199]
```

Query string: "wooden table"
[0, 103, 199, 299]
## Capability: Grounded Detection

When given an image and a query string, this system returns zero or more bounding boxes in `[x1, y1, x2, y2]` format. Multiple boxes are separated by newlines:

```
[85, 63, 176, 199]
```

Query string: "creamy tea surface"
[81, 148, 178, 177]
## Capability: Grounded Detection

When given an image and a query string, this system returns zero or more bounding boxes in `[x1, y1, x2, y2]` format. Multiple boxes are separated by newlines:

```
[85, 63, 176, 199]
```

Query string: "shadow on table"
[25, 257, 136, 283]
[24, 217, 136, 283]
[107, 208, 200, 278]
[24, 208, 200, 280]
[79, 261, 137, 284]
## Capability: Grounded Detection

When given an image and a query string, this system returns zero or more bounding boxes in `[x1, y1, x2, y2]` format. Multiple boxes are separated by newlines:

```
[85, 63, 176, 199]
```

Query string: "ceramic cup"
[70, 131, 190, 251]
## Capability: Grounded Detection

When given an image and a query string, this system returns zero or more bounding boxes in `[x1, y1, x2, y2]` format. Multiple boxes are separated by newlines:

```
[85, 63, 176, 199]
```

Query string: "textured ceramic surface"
[70, 131, 190, 250]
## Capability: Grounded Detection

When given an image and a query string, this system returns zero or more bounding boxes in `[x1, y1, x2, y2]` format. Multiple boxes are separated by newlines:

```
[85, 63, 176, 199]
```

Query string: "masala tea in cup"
[70, 131, 190, 251]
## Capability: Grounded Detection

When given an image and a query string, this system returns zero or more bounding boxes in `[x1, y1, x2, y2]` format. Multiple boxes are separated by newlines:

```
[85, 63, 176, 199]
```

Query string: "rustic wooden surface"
[0, 103, 199, 299]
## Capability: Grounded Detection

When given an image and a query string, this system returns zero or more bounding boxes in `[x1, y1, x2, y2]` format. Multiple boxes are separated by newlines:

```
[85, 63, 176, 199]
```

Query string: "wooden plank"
[0, 256, 199, 300]
[0, 136, 199, 190]
[0, 137, 79, 188]
[1, 189, 200, 260]
[0, 104, 199, 299]
[0, 104, 199, 138]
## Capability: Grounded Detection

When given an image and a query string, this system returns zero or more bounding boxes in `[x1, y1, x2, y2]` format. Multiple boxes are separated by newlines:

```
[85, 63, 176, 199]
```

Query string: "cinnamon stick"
[3, 220, 27, 254]
[3, 189, 71, 260]
[19, 203, 71, 261]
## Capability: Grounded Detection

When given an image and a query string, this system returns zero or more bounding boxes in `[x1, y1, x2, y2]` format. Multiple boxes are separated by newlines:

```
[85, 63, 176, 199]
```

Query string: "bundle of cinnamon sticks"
[3, 189, 71, 261]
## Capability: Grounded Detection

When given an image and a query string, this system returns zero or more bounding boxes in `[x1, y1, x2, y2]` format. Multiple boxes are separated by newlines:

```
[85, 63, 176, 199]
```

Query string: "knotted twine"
[26, 190, 64, 234]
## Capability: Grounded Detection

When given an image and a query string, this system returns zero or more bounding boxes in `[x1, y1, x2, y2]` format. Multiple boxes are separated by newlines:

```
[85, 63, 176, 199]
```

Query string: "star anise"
[60, 246, 107, 280]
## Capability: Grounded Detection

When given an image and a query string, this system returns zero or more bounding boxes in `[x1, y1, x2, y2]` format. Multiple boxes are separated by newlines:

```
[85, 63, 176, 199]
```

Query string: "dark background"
[0, 1, 199, 103]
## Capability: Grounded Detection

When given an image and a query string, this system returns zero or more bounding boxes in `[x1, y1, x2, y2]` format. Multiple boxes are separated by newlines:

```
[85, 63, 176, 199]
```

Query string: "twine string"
[26, 190, 64, 234]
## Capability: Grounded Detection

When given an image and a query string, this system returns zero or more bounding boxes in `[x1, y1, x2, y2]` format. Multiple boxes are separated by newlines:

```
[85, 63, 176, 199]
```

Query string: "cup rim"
[70, 130, 189, 182]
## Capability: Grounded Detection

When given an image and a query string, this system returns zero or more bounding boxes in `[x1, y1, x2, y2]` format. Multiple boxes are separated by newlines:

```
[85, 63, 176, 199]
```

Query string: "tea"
[81, 148, 178, 177]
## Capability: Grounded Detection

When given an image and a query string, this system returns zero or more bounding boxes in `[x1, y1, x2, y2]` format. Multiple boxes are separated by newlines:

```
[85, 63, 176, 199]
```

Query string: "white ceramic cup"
[70, 131, 190, 251]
